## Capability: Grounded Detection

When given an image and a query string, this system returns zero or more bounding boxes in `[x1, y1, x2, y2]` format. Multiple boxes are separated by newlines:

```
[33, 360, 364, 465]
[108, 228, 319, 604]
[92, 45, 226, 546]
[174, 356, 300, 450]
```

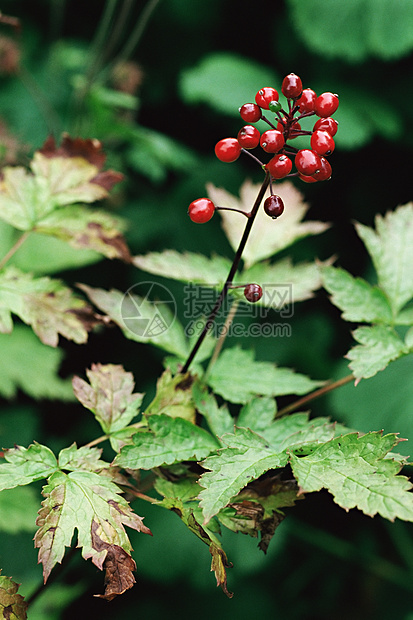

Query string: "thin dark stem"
[181, 173, 271, 374]
[241, 148, 265, 167]
[216, 206, 251, 218]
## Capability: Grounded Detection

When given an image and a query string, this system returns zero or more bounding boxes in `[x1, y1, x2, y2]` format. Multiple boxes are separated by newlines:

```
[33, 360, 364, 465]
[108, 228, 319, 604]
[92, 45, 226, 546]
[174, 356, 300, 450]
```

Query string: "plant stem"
[0, 231, 30, 271]
[275, 373, 355, 418]
[181, 172, 271, 374]
[111, 0, 162, 67]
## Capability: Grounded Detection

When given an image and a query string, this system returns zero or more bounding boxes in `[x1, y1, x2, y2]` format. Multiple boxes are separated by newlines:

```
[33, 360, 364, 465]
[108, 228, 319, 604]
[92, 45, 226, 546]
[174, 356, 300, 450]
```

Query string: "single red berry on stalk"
[281, 73, 303, 99]
[263, 195, 284, 219]
[215, 138, 241, 163]
[239, 102, 262, 123]
[313, 117, 338, 137]
[295, 149, 322, 175]
[315, 92, 339, 117]
[314, 156, 332, 181]
[244, 283, 263, 303]
[255, 87, 279, 110]
[266, 154, 292, 179]
[260, 129, 285, 153]
[188, 198, 215, 223]
[237, 125, 260, 149]
[311, 129, 335, 155]
[297, 88, 317, 113]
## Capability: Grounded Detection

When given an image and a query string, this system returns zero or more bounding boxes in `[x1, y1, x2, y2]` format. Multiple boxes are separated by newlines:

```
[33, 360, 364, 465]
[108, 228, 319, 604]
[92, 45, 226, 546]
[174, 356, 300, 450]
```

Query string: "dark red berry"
[295, 149, 322, 175]
[215, 137, 241, 163]
[244, 283, 263, 303]
[188, 198, 215, 223]
[255, 87, 279, 110]
[313, 117, 338, 137]
[310, 129, 335, 155]
[281, 73, 303, 99]
[266, 154, 292, 179]
[259, 129, 285, 153]
[263, 195, 284, 219]
[298, 173, 318, 184]
[239, 102, 262, 123]
[297, 88, 317, 113]
[314, 156, 332, 181]
[237, 125, 260, 149]
[315, 92, 339, 117]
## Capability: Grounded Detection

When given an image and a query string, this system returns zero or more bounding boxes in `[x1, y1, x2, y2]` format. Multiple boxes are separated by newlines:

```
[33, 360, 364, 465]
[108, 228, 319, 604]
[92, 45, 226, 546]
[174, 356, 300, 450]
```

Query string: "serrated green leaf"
[289, 432, 413, 521]
[155, 477, 200, 503]
[0, 571, 28, 620]
[207, 180, 329, 268]
[322, 265, 393, 323]
[0, 266, 93, 346]
[199, 427, 289, 523]
[254, 412, 335, 455]
[57, 444, 110, 473]
[72, 363, 143, 434]
[0, 486, 39, 533]
[0, 326, 74, 400]
[0, 443, 58, 491]
[133, 251, 231, 286]
[237, 397, 277, 433]
[347, 325, 408, 380]
[192, 383, 234, 438]
[207, 347, 323, 404]
[179, 52, 279, 116]
[145, 369, 196, 422]
[355, 204, 413, 314]
[114, 414, 219, 470]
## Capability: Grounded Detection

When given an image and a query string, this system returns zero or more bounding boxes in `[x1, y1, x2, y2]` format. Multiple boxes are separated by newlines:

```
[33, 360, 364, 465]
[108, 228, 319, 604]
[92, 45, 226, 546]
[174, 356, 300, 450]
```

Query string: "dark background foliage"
[1, 1, 413, 618]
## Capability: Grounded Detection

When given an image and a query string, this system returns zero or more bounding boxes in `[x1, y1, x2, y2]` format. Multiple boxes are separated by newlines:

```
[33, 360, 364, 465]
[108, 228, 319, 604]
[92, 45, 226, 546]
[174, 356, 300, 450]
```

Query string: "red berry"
[310, 129, 335, 155]
[239, 102, 262, 123]
[295, 149, 322, 175]
[259, 129, 285, 153]
[263, 195, 284, 219]
[188, 198, 215, 223]
[315, 92, 339, 118]
[237, 125, 260, 149]
[314, 156, 332, 181]
[244, 283, 263, 303]
[215, 137, 241, 163]
[266, 154, 292, 179]
[313, 117, 338, 137]
[298, 173, 318, 184]
[281, 73, 303, 99]
[297, 88, 317, 113]
[255, 87, 279, 110]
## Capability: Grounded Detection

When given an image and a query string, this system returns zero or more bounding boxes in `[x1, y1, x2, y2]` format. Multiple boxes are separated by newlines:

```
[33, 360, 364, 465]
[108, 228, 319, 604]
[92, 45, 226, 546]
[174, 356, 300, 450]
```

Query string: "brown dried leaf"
[209, 543, 233, 599]
[0, 571, 27, 620]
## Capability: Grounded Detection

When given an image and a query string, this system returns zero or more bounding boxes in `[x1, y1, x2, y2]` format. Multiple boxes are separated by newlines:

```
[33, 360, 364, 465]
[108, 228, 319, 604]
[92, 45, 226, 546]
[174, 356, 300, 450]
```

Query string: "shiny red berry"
[298, 173, 318, 184]
[237, 125, 260, 149]
[281, 73, 303, 99]
[263, 195, 284, 219]
[314, 156, 332, 181]
[310, 129, 335, 155]
[215, 138, 241, 163]
[297, 88, 317, 113]
[295, 149, 322, 175]
[255, 87, 279, 110]
[315, 92, 339, 117]
[266, 154, 292, 179]
[259, 129, 285, 153]
[188, 198, 215, 223]
[244, 283, 263, 303]
[239, 102, 262, 123]
[313, 117, 338, 137]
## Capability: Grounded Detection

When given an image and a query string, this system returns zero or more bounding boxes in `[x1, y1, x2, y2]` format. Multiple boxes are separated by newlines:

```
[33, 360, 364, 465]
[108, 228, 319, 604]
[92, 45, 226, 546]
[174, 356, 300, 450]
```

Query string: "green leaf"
[207, 347, 323, 404]
[347, 325, 408, 380]
[287, 0, 413, 62]
[355, 204, 413, 314]
[179, 52, 279, 116]
[261, 413, 336, 455]
[207, 180, 329, 268]
[34, 469, 151, 583]
[57, 444, 111, 473]
[199, 427, 289, 523]
[113, 414, 219, 470]
[0, 443, 58, 491]
[192, 383, 234, 438]
[0, 326, 74, 400]
[145, 369, 196, 422]
[0, 266, 94, 346]
[0, 572, 28, 620]
[322, 265, 393, 323]
[289, 432, 413, 521]
[0, 486, 39, 533]
[133, 251, 231, 286]
[237, 397, 277, 434]
[72, 364, 143, 434]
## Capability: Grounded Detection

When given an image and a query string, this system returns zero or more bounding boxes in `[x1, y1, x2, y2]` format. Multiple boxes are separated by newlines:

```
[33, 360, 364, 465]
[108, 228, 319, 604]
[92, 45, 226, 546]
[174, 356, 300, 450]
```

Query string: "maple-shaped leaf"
[72, 364, 144, 435]
[346, 325, 408, 380]
[34, 469, 151, 585]
[237, 396, 277, 434]
[207, 180, 329, 268]
[207, 346, 324, 404]
[133, 251, 231, 286]
[0, 266, 98, 346]
[0, 571, 28, 620]
[145, 369, 196, 422]
[289, 432, 413, 521]
[0, 443, 58, 492]
[192, 382, 234, 439]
